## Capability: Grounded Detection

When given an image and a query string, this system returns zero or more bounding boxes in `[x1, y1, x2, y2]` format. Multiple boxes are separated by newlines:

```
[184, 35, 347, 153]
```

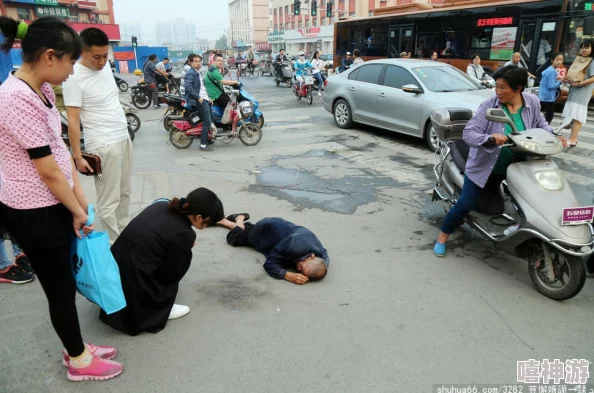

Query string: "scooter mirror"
[559, 117, 573, 130]
[485, 108, 518, 132]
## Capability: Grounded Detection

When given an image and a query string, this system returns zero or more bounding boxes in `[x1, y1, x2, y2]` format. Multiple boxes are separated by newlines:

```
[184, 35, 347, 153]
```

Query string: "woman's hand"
[73, 211, 95, 239]
[491, 133, 508, 145]
[73, 211, 88, 239]
[557, 135, 569, 147]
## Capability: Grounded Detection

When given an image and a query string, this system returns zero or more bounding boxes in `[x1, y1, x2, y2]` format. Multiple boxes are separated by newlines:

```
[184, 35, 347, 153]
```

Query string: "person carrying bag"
[72, 204, 126, 315]
[566, 54, 593, 82]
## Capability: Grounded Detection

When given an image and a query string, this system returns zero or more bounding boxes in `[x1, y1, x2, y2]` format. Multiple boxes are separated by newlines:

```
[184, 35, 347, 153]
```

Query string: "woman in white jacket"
[466, 54, 487, 86]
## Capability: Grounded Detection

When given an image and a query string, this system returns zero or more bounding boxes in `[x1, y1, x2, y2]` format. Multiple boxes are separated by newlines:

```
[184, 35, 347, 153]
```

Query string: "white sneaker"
[168, 304, 190, 320]
[318, 92, 322, 96]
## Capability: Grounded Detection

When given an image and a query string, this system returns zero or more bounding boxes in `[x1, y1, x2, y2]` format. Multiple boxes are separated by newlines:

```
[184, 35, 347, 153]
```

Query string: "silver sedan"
[322, 59, 495, 151]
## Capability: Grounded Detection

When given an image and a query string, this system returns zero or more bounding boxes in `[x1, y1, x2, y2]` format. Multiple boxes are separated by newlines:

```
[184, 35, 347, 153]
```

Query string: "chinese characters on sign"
[34, 0, 59, 6]
[517, 359, 590, 385]
[35, 6, 70, 18]
[477, 17, 514, 27]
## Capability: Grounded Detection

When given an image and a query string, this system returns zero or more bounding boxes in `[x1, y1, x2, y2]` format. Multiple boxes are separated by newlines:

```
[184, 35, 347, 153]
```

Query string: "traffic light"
[311, 1, 317, 16]
[294, 0, 300, 15]
[586, 2, 593, 10]
[131, 36, 138, 47]
[326, 2, 332, 17]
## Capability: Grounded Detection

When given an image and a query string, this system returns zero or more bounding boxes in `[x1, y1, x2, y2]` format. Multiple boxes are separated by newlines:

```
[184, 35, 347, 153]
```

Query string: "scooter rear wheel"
[169, 129, 194, 149]
[287, 80, 292, 88]
[528, 243, 586, 300]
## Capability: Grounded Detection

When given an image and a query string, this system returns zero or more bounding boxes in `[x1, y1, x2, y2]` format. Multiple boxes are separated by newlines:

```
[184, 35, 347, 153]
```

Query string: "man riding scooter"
[274, 49, 289, 78]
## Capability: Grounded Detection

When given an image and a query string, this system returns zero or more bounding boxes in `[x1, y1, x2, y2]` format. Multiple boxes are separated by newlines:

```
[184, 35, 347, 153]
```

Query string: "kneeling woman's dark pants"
[440, 174, 504, 234]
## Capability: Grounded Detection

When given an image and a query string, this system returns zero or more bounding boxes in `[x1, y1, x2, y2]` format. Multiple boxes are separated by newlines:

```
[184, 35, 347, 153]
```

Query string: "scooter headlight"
[518, 140, 542, 153]
[534, 170, 563, 191]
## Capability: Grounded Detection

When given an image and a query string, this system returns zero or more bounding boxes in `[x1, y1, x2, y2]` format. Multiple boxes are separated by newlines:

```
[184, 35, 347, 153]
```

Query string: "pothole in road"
[246, 149, 402, 214]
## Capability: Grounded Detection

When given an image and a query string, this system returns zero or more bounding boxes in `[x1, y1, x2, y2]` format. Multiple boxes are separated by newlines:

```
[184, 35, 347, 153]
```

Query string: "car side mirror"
[402, 84, 422, 94]
[486, 108, 518, 133]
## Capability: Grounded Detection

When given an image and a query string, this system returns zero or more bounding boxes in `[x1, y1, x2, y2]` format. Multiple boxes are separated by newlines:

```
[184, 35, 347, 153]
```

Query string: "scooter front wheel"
[169, 130, 194, 149]
[287, 80, 292, 88]
[238, 123, 262, 146]
[528, 243, 586, 300]
[275, 79, 280, 86]
[307, 90, 313, 105]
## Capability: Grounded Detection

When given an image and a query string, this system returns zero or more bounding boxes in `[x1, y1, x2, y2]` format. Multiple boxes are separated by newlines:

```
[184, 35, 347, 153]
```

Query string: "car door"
[346, 63, 385, 125]
[376, 65, 423, 135]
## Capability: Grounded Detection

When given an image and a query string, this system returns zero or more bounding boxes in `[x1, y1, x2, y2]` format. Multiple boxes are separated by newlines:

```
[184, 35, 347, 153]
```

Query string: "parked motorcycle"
[160, 94, 187, 131]
[430, 107, 593, 300]
[293, 69, 315, 105]
[274, 61, 293, 88]
[169, 88, 262, 149]
[123, 103, 141, 132]
[114, 74, 129, 92]
[130, 83, 155, 109]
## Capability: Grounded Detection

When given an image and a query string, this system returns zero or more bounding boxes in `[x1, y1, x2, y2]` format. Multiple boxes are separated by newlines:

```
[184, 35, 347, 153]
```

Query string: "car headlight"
[518, 140, 542, 153]
[534, 170, 563, 191]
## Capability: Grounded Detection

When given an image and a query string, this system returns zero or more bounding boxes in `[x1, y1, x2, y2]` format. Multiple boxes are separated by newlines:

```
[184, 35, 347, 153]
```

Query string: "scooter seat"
[448, 140, 469, 174]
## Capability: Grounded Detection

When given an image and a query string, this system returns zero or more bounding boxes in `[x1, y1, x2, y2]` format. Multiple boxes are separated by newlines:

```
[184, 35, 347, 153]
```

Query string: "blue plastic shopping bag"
[71, 205, 126, 315]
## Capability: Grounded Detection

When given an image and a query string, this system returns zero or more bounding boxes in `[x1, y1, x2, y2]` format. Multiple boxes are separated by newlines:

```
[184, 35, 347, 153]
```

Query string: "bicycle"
[247, 60, 260, 78]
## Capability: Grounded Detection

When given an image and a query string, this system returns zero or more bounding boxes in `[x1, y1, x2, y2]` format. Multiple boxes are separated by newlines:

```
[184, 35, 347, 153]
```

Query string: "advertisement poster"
[490, 27, 518, 60]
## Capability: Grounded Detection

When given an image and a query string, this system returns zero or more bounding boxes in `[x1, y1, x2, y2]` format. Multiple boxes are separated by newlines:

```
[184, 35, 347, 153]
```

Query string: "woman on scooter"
[310, 51, 326, 96]
[433, 65, 568, 257]
[294, 51, 314, 88]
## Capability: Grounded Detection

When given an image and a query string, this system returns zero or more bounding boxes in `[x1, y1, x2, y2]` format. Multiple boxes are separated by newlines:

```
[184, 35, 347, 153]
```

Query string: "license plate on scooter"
[561, 206, 594, 225]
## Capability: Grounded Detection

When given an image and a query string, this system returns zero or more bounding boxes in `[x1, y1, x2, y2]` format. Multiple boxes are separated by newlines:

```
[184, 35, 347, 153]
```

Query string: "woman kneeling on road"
[99, 187, 224, 336]
[433, 65, 568, 257]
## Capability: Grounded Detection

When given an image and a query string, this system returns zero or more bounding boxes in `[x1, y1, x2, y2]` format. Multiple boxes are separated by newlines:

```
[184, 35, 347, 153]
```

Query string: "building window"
[313, 19, 317, 27]
[350, 12, 355, 17]
[298, 21, 302, 28]
[69, 11, 80, 23]
[305, 20, 310, 28]
[17, 8, 31, 21]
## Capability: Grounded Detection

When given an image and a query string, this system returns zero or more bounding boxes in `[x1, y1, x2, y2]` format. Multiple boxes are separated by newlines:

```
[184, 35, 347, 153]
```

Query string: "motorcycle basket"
[304, 76, 314, 86]
[430, 108, 473, 141]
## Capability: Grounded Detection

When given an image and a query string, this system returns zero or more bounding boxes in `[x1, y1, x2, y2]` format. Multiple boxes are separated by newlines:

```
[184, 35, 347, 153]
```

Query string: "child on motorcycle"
[294, 51, 314, 88]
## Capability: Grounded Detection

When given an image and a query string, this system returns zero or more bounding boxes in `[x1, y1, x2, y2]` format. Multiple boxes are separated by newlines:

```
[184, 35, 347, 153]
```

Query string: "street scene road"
[2, 72, 594, 393]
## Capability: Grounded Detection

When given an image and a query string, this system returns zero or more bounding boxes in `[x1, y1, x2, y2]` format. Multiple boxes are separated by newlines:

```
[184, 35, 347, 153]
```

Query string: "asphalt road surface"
[2, 72, 593, 393]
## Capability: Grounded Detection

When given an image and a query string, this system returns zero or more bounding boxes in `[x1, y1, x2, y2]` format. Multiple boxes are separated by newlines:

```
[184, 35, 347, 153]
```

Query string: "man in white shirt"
[504, 52, 536, 78]
[155, 57, 170, 93]
[63, 28, 133, 244]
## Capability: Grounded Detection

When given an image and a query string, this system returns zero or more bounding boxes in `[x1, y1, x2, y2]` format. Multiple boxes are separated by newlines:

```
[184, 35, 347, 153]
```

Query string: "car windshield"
[412, 66, 482, 92]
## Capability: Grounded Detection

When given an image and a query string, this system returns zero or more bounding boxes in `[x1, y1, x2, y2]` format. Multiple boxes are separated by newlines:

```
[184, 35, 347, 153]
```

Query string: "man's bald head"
[297, 254, 328, 281]
[512, 52, 521, 64]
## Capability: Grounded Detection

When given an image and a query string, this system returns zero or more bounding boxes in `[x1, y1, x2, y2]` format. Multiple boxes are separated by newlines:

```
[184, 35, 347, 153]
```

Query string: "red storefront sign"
[114, 51, 136, 61]
[77, 1, 98, 9]
[298, 27, 321, 38]
[256, 42, 272, 51]
[477, 17, 514, 27]
[68, 22, 121, 40]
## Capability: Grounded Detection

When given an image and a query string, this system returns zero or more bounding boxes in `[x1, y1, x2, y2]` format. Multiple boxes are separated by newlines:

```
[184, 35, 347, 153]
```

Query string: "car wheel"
[333, 99, 353, 129]
[425, 121, 439, 152]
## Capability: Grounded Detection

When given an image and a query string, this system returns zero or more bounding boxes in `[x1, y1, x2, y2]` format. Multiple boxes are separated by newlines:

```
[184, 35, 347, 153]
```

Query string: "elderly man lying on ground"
[218, 214, 329, 285]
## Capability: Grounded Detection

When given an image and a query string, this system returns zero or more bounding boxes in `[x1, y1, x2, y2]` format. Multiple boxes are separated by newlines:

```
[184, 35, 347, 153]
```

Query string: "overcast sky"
[113, 0, 229, 42]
